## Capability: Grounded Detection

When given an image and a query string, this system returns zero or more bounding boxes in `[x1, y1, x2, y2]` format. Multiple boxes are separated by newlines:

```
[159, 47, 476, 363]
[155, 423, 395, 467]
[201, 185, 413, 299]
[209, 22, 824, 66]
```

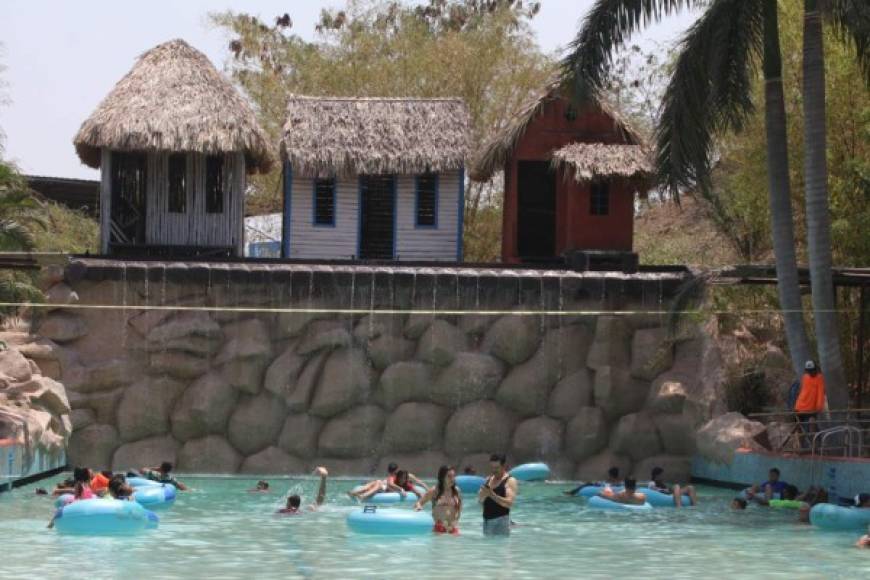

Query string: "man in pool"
[277, 467, 328, 514]
[603, 478, 646, 505]
[248, 480, 270, 493]
[563, 466, 621, 496]
[141, 462, 188, 491]
[648, 466, 698, 507]
[731, 497, 748, 510]
[478, 453, 517, 536]
[745, 467, 788, 503]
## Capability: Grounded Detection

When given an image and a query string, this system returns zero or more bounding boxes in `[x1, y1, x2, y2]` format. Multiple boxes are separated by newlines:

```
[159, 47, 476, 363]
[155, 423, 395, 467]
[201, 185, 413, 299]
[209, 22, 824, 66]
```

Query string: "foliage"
[211, 0, 553, 260]
[32, 203, 99, 254]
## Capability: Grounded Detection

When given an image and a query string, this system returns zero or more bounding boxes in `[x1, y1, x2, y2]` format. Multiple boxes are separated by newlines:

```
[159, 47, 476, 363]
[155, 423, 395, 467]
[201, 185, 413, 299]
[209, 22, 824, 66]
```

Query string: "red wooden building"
[472, 83, 651, 265]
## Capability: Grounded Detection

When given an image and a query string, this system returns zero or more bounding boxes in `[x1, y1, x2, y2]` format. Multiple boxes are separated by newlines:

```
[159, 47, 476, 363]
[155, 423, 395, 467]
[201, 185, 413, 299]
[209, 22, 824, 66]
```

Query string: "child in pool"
[277, 467, 328, 515]
[602, 478, 646, 505]
[249, 480, 270, 493]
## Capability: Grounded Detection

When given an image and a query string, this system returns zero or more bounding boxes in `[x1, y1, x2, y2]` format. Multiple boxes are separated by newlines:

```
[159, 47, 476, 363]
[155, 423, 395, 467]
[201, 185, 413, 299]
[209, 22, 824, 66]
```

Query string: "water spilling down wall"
[38, 258, 726, 480]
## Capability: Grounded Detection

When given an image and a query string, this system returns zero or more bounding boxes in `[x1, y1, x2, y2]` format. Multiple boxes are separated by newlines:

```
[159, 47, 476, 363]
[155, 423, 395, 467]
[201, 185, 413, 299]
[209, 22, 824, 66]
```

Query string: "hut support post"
[99, 149, 112, 254]
[281, 162, 292, 258]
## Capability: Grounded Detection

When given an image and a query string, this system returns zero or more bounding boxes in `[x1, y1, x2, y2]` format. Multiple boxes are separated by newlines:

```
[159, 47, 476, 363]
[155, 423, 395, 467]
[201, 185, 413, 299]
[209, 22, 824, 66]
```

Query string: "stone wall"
[39, 259, 726, 480]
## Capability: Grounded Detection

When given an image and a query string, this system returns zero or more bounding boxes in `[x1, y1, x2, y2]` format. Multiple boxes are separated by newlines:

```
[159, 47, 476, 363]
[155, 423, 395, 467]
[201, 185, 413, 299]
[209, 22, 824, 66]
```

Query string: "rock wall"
[0, 330, 72, 475]
[40, 258, 725, 480]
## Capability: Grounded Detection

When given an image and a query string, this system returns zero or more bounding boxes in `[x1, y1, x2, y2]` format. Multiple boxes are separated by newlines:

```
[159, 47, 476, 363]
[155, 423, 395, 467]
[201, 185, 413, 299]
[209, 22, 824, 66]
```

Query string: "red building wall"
[501, 97, 635, 263]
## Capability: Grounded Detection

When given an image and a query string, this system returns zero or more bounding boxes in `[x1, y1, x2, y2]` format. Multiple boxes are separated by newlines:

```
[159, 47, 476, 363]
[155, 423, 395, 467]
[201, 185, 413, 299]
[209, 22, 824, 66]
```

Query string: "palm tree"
[562, 0, 812, 378]
[800, 0, 869, 409]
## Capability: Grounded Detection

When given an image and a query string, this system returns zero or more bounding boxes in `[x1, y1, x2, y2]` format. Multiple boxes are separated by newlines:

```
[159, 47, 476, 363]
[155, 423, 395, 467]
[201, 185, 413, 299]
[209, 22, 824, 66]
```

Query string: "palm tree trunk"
[803, 0, 848, 410]
[762, 0, 811, 379]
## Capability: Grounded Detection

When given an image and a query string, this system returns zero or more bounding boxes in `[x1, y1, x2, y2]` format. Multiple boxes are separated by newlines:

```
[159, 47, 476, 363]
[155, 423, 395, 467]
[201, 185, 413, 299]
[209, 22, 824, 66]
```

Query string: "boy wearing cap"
[795, 360, 826, 447]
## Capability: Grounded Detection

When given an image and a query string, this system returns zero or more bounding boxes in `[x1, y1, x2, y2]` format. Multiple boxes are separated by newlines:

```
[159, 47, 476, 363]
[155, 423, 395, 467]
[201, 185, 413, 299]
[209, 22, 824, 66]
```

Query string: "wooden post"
[99, 149, 112, 255]
[281, 162, 292, 258]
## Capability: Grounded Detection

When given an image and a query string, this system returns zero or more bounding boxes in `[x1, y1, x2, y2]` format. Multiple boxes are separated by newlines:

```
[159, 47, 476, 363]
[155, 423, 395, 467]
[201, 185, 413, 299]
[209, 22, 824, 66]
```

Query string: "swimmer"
[479, 454, 517, 536]
[603, 478, 646, 505]
[35, 488, 48, 496]
[52, 477, 76, 497]
[648, 466, 697, 507]
[90, 470, 112, 497]
[142, 461, 188, 491]
[745, 468, 788, 503]
[107, 475, 134, 500]
[349, 463, 427, 500]
[731, 497, 748, 510]
[857, 525, 870, 549]
[463, 466, 477, 476]
[797, 486, 828, 523]
[564, 466, 621, 496]
[48, 467, 94, 529]
[277, 467, 328, 515]
[392, 470, 424, 500]
[249, 480, 270, 493]
[415, 465, 462, 534]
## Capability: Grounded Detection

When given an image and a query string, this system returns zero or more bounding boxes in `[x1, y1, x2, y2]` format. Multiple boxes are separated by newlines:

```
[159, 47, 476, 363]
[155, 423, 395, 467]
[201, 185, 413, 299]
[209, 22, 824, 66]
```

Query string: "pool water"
[1, 476, 867, 579]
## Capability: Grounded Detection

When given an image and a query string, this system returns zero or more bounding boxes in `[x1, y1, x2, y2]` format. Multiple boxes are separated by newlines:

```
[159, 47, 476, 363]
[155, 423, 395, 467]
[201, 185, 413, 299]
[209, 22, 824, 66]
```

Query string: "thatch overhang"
[470, 78, 643, 182]
[280, 96, 471, 178]
[74, 39, 274, 174]
[551, 143, 653, 186]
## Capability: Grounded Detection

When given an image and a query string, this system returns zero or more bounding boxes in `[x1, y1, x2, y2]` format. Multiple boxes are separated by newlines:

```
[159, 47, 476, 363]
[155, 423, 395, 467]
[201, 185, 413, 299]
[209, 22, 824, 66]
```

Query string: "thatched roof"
[470, 79, 642, 182]
[74, 39, 274, 173]
[551, 143, 652, 183]
[281, 96, 470, 177]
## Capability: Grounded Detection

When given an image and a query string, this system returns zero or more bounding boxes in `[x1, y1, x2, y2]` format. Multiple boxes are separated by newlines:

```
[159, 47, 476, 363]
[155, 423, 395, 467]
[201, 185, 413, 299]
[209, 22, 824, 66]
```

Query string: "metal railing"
[746, 409, 870, 459]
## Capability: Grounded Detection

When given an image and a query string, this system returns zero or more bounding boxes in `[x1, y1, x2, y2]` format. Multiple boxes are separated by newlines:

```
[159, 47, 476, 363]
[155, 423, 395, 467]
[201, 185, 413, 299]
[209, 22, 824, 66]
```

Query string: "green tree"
[800, 0, 868, 409]
[211, 0, 552, 260]
[562, 0, 813, 380]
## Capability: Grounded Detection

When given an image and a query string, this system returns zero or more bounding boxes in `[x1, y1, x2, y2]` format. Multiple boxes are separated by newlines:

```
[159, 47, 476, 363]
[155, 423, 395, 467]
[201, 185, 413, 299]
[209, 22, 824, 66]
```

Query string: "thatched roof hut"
[551, 143, 652, 184]
[280, 96, 470, 178]
[74, 39, 273, 174]
[471, 79, 643, 183]
[471, 79, 647, 264]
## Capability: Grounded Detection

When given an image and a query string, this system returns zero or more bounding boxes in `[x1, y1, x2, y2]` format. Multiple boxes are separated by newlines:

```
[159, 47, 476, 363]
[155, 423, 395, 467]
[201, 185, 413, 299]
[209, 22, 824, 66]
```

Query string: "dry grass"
[281, 96, 470, 178]
[74, 39, 274, 173]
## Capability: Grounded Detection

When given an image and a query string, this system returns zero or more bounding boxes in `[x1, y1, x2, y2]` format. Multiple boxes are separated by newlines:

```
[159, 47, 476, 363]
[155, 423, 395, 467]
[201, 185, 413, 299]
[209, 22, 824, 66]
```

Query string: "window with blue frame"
[313, 177, 336, 226]
[415, 173, 438, 227]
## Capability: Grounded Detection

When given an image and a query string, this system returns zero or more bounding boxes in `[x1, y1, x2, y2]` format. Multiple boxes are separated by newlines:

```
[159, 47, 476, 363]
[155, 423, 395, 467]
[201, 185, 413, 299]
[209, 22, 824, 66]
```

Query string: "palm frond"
[822, 0, 870, 84]
[561, 0, 701, 101]
[0, 219, 37, 251]
[655, 0, 765, 199]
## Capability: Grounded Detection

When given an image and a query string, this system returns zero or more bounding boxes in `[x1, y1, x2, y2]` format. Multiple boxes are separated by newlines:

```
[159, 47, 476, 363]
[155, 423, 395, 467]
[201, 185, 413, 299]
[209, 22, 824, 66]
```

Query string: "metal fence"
[747, 409, 870, 459]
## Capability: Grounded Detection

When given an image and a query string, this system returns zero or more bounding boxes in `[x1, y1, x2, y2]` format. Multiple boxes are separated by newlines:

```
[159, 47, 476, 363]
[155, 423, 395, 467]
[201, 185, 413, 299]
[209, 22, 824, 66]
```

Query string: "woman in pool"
[415, 466, 462, 534]
[107, 475, 134, 500]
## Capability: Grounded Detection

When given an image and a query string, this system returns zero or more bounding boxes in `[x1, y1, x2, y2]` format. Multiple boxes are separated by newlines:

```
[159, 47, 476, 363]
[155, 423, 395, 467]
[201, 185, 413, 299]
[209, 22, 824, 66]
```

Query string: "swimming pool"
[1, 476, 867, 578]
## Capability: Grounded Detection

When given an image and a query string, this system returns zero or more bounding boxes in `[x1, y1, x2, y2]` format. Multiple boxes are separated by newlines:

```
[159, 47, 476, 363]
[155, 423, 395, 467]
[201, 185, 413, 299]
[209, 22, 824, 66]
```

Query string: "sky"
[0, 1, 699, 180]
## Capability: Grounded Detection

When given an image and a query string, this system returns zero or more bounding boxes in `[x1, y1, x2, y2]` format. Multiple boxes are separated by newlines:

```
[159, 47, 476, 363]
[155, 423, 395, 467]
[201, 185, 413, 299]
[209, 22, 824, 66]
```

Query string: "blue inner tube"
[455, 475, 486, 494]
[576, 485, 623, 498]
[133, 484, 177, 509]
[359, 485, 426, 506]
[641, 488, 691, 508]
[54, 499, 159, 535]
[810, 503, 870, 531]
[127, 477, 163, 488]
[510, 463, 550, 482]
[347, 507, 433, 535]
[587, 495, 653, 512]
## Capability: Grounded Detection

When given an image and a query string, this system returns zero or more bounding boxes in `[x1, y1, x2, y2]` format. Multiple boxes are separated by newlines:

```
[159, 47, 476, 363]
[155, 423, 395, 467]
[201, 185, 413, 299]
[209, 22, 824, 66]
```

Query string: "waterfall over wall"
[38, 258, 725, 480]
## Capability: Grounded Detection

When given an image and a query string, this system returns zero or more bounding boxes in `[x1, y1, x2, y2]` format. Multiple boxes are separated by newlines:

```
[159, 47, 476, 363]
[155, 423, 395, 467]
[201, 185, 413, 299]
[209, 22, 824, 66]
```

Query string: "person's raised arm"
[478, 476, 491, 504]
[414, 488, 435, 511]
[409, 473, 429, 491]
[314, 466, 328, 507]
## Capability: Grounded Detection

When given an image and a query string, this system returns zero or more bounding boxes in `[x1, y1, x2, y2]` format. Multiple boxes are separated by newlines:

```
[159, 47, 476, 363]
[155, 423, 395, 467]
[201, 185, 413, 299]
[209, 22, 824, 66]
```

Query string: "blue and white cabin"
[279, 96, 470, 261]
